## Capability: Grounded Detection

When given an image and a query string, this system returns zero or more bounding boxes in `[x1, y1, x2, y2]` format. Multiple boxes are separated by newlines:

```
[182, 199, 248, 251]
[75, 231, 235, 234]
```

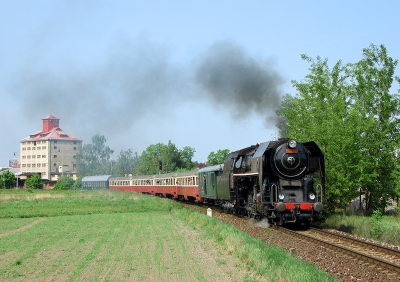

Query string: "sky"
[1, 1, 399, 166]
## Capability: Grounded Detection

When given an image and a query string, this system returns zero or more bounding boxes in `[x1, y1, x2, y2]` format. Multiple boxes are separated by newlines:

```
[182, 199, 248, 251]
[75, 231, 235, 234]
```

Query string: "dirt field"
[0, 212, 266, 282]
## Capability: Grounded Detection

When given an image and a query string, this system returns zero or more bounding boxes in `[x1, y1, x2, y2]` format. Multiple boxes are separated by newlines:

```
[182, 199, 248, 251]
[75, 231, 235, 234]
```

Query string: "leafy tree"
[160, 140, 183, 173]
[350, 44, 400, 213]
[114, 149, 140, 176]
[76, 134, 114, 176]
[277, 44, 400, 213]
[135, 141, 195, 175]
[53, 175, 75, 190]
[0, 170, 16, 189]
[25, 173, 43, 189]
[136, 143, 166, 175]
[180, 146, 196, 170]
[207, 149, 230, 166]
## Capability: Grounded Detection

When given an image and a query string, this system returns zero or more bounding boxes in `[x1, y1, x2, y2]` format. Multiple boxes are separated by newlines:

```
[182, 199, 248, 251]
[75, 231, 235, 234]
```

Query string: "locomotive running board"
[232, 172, 259, 176]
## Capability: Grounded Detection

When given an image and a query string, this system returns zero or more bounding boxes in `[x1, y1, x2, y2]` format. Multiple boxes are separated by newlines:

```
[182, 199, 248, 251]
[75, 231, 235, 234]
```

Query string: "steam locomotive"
[103, 138, 325, 225]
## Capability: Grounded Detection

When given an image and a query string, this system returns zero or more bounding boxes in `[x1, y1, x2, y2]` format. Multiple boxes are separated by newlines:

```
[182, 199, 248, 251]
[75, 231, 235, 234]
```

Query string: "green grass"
[0, 189, 337, 281]
[321, 212, 400, 245]
[0, 189, 176, 218]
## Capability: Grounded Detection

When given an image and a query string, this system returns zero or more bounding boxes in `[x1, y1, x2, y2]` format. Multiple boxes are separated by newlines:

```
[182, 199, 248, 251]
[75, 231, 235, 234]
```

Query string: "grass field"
[0, 190, 336, 282]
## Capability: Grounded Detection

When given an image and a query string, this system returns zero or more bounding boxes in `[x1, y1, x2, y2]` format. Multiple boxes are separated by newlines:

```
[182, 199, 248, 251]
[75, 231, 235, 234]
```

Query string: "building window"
[42, 146, 46, 149]
[73, 147, 76, 150]
[27, 164, 31, 167]
[27, 147, 31, 150]
[32, 155, 35, 159]
[54, 163, 57, 166]
[54, 146, 57, 149]
[37, 155, 41, 158]
[42, 172, 46, 176]
[32, 164, 36, 168]
[42, 155, 46, 158]
[54, 155, 57, 158]
[54, 141, 57, 144]
[27, 156, 31, 159]
[22, 156, 26, 159]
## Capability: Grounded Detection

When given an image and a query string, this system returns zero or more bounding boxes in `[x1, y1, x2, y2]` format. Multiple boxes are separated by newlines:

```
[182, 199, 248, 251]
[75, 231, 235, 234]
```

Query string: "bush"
[0, 170, 16, 188]
[53, 175, 75, 190]
[25, 174, 43, 189]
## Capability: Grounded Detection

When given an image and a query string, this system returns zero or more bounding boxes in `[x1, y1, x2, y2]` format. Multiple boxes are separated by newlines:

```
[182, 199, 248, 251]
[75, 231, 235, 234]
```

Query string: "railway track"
[276, 226, 400, 280]
[181, 202, 400, 280]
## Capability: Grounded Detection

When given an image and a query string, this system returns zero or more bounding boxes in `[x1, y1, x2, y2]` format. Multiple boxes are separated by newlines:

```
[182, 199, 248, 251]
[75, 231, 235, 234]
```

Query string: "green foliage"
[180, 146, 196, 170]
[76, 134, 114, 176]
[72, 176, 83, 190]
[113, 149, 135, 176]
[323, 211, 400, 245]
[207, 149, 230, 166]
[370, 210, 384, 239]
[0, 170, 16, 189]
[53, 175, 75, 190]
[135, 141, 195, 175]
[277, 44, 400, 213]
[25, 174, 43, 189]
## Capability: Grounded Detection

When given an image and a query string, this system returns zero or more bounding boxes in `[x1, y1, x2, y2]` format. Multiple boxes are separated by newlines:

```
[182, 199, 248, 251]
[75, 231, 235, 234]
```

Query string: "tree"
[114, 149, 139, 176]
[207, 149, 230, 166]
[350, 44, 400, 213]
[136, 143, 166, 175]
[277, 44, 400, 213]
[25, 173, 43, 189]
[76, 134, 114, 176]
[53, 175, 75, 190]
[0, 170, 16, 189]
[180, 146, 196, 170]
[135, 141, 196, 175]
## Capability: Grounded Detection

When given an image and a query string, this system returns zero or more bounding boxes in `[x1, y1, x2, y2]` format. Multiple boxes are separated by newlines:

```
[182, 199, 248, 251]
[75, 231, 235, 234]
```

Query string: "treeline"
[276, 44, 400, 214]
[75, 135, 230, 177]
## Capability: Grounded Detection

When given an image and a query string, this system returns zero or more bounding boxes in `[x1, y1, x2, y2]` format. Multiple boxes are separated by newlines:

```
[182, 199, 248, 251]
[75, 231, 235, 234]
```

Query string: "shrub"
[0, 170, 16, 188]
[25, 174, 43, 189]
[53, 175, 75, 190]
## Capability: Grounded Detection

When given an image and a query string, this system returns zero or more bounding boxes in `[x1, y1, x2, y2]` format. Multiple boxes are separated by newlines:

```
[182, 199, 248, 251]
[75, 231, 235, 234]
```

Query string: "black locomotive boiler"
[198, 138, 325, 225]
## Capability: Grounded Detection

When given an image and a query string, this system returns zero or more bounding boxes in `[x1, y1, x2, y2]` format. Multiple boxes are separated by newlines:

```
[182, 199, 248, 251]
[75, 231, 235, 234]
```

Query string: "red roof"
[22, 115, 81, 141]
[42, 114, 60, 120]
[22, 127, 81, 141]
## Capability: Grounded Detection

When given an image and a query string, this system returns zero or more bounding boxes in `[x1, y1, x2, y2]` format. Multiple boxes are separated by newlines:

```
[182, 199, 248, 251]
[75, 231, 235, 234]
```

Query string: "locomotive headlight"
[309, 193, 316, 200]
[288, 140, 297, 149]
[278, 193, 285, 200]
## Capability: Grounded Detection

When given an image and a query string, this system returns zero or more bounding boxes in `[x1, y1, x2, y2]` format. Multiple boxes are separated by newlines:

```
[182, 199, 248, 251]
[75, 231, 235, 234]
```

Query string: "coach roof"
[82, 175, 114, 182]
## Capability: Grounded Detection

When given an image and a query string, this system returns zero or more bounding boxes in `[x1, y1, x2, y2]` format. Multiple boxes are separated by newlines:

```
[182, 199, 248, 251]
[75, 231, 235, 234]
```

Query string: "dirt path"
[0, 218, 46, 238]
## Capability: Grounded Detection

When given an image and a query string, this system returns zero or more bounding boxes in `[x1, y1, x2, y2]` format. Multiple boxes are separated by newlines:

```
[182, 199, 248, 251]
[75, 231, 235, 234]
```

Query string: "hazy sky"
[1, 1, 399, 165]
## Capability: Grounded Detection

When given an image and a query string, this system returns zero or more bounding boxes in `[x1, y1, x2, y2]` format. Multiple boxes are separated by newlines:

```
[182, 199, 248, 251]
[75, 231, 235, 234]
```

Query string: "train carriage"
[82, 175, 114, 190]
[173, 170, 201, 202]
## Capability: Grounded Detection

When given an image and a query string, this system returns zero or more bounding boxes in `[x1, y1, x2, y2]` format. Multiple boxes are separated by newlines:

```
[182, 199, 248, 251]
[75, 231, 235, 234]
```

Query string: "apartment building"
[20, 115, 82, 186]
